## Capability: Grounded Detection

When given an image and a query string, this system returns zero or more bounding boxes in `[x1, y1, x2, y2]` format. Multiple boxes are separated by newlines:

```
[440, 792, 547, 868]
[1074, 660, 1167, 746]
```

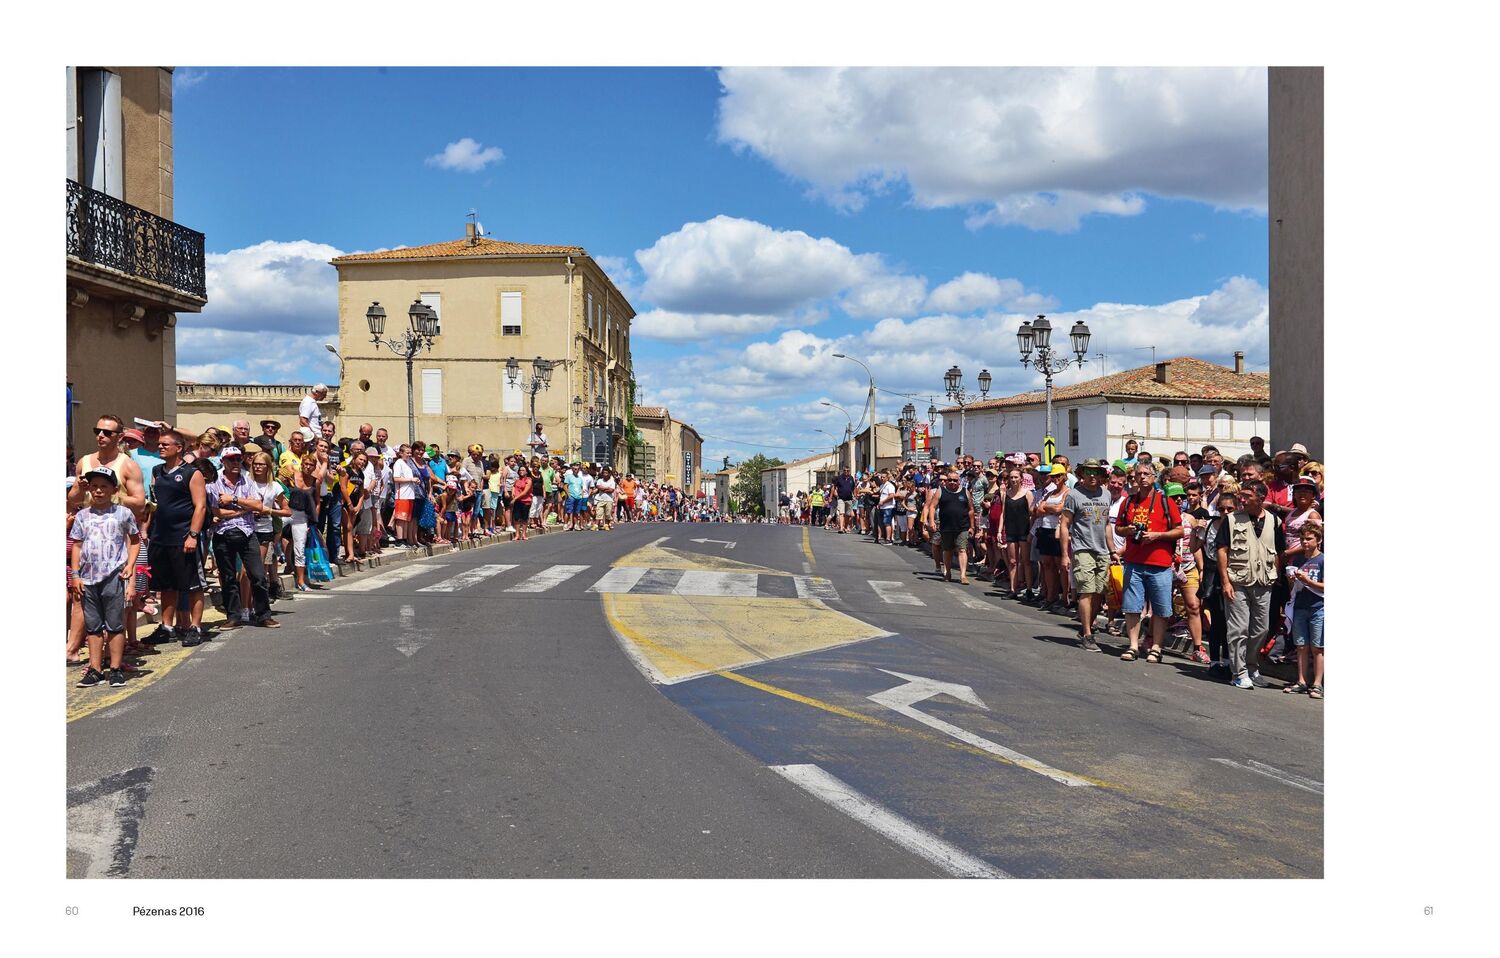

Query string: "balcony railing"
[67, 179, 206, 300]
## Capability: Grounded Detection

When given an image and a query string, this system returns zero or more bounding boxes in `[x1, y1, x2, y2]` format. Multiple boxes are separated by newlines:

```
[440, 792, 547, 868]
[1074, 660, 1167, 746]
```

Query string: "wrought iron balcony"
[66, 179, 206, 300]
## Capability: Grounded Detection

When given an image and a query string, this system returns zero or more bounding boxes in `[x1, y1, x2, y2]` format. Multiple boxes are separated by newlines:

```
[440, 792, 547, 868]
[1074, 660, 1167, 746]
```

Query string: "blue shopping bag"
[306, 526, 335, 583]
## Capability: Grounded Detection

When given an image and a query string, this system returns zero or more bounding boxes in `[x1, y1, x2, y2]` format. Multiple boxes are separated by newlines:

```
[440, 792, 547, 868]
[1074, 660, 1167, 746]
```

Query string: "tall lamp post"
[819, 400, 855, 473]
[1015, 314, 1091, 462]
[832, 353, 877, 471]
[366, 300, 438, 446]
[898, 403, 917, 460]
[942, 365, 991, 458]
[505, 356, 556, 441]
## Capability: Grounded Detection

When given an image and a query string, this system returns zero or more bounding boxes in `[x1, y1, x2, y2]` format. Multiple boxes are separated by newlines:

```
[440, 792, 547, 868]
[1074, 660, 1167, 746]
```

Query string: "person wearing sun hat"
[1031, 462, 1071, 613]
[1060, 458, 1113, 651]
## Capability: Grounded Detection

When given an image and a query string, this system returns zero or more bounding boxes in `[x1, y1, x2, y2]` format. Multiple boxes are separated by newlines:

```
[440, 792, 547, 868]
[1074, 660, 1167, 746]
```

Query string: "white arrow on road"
[394, 604, 426, 657]
[868, 669, 1094, 788]
[690, 538, 736, 549]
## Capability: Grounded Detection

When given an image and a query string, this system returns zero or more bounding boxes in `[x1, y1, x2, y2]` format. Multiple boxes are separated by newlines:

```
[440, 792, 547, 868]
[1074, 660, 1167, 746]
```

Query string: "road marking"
[869, 580, 925, 606]
[769, 764, 1009, 879]
[801, 526, 815, 569]
[589, 566, 650, 594]
[506, 564, 590, 593]
[870, 669, 1094, 788]
[675, 570, 759, 598]
[1211, 758, 1324, 795]
[953, 591, 995, 611]
[690, 537, 736, 549]
[793, 575, 840, 601]
[418, 563, 517, 593]
[394, 604, 426, 657]
[67, 766, 155, 878]
[340, 564, 434, 592]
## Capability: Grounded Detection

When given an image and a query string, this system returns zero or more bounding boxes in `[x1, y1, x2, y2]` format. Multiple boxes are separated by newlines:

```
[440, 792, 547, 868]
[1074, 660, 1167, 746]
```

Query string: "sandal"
[1120, 649, 1137, 661]
[1308, 685, 1323, 699]
[1145, 648, 1161, 664]
[1283, 682, 1309, 694]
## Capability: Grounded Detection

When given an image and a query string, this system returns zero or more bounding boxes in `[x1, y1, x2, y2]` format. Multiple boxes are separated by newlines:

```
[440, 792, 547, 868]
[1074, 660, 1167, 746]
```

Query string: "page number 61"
[1424, 906, 1434, 916]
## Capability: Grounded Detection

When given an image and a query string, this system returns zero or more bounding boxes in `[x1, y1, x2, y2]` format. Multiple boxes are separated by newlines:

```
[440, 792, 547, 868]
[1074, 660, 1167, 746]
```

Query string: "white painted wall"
[950, 400, 1271, 462]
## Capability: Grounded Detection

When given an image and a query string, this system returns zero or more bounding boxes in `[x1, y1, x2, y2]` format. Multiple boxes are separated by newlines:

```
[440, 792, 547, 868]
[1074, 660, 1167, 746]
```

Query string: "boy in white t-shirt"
[70, 467, 141, 688]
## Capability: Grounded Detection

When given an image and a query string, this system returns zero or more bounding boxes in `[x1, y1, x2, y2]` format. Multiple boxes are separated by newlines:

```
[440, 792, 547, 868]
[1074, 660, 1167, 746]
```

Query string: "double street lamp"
[573, 393, 608, 428]
[942, 365, 991, 458]
[366, 300, 438, 446]
[819, 400, 855, 473]
[1015, 314, 1091, 460]
[505, 356, 556, 435]
[832, 352, 877, 471]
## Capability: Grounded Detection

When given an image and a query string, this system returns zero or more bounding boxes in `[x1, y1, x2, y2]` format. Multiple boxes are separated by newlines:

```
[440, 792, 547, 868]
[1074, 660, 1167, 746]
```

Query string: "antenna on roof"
[1133, 345, 1156, 366]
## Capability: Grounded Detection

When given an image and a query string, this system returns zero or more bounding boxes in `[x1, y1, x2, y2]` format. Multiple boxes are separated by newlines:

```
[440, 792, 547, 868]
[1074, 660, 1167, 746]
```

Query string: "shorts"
[443, 512, 458, 524]
[81, 573, 127, 635]
[256, 530, 274, 545]
[878, 507, 894, 528]
[530, 497, 544, 519]
[147, 540, 208, 594]
[836, 498, 853, 516]
[1292, 605, 1324, 648]
[394, 499, 414, 521]
[939, 528, 971, 552]
[1035, 527, 1062, 557]
[355, 509, 374, 535]
[623, 497, 635, 512]
[1071, 550, 1109, 595]
[134, 563, 150, 594]
[594, 500, 612, 522]
[566, 496, 589, 515]
[1122, 563, 1174, 617]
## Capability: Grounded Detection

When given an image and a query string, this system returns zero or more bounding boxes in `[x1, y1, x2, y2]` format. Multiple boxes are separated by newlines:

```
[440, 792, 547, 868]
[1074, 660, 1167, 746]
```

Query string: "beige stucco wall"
[174, 386, 342, 439]
[1269, 67, 1324, 459]
[336, 255, 633, 462]
[67, 298, 177, 451]
[633, 415, 703, 488]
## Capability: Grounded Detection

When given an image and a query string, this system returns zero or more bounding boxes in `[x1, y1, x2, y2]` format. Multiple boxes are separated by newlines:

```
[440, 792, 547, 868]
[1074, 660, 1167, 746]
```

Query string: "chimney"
[465, 221, 478, 246]
[1234, 350, 1245, 374]
[1155, 361, 1170, 384]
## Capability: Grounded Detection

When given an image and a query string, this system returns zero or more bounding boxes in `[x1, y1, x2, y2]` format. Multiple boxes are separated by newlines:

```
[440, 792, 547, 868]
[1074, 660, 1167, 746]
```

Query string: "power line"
[696, 432, 823, 452]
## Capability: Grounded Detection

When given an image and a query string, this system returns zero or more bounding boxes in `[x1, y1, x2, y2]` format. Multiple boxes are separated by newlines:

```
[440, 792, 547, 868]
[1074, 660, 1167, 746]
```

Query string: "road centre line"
[769, 764, 1009, 879]
[504, 564, 589, 593]
[801, 526, 815, 569]
[600, 606, 1114, 788]
[418, 563, 518, 593]
[1211, 758, 1324, 795]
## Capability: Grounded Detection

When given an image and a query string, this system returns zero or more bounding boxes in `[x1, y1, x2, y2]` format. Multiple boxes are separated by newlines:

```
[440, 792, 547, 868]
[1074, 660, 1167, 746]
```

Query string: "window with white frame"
[1146, 407, 1170, 439]
[502, 372, 522, 414]
[420, 292, 442, 335]
[1068, 408, 1080, 447]
[1211, 409, 1233, 440]
[586, 293, 594, 337]
[421, 368, 443, 414]
[500, 291, 522, 336]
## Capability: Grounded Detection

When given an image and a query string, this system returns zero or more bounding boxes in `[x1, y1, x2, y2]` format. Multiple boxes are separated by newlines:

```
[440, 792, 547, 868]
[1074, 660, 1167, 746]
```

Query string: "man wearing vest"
[1216, 479, 1286, 689]
[1116, 463, 1183, 662]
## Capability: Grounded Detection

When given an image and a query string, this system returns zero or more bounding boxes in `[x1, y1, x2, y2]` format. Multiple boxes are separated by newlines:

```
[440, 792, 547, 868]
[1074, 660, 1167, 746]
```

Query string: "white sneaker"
[1233, 675, 1254, 690]
[505, 526, 514, 533]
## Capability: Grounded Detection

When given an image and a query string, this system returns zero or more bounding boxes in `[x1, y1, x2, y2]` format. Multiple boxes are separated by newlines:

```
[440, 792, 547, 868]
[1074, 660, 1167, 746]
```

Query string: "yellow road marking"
[67, 610, 226, 723]
[611, 543, 778, 573]
[602, 602, 1116, 789]
[801, 526, 815, 569]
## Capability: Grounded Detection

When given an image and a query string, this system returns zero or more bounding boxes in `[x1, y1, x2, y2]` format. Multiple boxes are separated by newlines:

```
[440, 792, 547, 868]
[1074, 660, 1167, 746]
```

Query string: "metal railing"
[66, 179, 206, 299]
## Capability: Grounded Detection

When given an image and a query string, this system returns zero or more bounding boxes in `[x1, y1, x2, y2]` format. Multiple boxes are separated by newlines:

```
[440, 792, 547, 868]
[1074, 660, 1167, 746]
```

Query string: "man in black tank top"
[146, 431, 209, 645]
[923, 468, 975, 583]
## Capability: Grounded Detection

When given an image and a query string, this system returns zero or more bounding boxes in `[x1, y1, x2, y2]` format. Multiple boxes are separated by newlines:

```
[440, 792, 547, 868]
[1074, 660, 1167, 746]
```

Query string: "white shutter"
[420, 292, 442, 335]
[501, 291, 522, 336]
[503, 375, 522, 413]
[586, 293, 593, 336]
[421, 368, 443, 414]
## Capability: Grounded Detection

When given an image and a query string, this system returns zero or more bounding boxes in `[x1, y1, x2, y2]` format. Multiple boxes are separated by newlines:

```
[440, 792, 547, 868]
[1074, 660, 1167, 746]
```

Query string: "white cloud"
[1189, 275, 1268, 327]
[717, 67, 1267, 231]
[195, 239, 342, 334]
[593, 254, 645, 305]
[635, 215, 869, 315]
[425, 137, 505, 173]
[633, 309, 781, 342]
[842, 273, 928, 319]
[173, 68, 209, 91]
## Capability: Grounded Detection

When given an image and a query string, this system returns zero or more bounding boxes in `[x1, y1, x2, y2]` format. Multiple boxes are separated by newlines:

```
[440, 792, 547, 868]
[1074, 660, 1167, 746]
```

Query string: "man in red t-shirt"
[1116, 464, 1183, 662]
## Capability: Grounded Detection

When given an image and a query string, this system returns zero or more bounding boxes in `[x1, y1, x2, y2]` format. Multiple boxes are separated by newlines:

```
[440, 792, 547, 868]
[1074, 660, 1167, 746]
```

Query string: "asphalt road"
[67, 521, 1323, 879]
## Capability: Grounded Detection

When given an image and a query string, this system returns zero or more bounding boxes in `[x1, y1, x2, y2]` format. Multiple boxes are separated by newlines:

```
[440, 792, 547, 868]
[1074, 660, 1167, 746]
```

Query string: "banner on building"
[906, 423, 931, 463]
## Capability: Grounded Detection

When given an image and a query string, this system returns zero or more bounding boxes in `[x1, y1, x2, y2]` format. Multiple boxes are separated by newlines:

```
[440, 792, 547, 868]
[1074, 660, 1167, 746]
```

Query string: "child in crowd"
[69, 467, 142, 688]
[1283, 523, 1325, 699]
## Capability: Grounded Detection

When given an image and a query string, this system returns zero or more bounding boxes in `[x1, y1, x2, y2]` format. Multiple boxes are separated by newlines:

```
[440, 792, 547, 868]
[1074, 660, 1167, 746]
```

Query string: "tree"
[731, 453, 783, 517]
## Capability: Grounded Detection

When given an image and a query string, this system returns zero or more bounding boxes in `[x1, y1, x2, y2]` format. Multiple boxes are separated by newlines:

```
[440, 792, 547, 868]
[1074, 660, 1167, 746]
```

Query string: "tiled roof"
[332, 237, 586, 263]
[633, 406, 667, 420]
[943, 357, 1269, 413]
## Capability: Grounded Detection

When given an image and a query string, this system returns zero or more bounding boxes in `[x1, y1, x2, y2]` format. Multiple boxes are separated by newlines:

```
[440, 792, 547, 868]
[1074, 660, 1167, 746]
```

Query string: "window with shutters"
[502, 374, 522, 414]
[421, 368, 442, 414]
[78, 69, 123, 199]
[586, 293, 594, 337]
[1211, 409, 1233, 439]
[1146, 407, 1170, 439]
[500, 290, 522, 336]
[1068, 408, 1080, 447]
[420, 292, 442, 335]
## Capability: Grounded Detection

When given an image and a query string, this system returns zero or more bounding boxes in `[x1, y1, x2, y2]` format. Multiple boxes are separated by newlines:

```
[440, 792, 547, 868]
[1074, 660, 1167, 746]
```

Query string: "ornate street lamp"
[942, 365, 991, 458]
[367, 300, 437, 445]
[1015, 313, 1091, 462]
[506, 356, 561, 440]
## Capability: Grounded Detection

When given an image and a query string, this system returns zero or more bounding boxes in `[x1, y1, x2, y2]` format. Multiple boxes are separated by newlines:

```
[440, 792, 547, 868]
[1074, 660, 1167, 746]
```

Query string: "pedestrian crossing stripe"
[505, 564, 589, 593]
[417, 564, 517, 593]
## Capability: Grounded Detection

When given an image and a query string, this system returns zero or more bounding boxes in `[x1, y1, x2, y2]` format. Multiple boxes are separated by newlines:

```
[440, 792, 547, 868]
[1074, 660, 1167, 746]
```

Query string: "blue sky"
[173, 66, 1269, 466]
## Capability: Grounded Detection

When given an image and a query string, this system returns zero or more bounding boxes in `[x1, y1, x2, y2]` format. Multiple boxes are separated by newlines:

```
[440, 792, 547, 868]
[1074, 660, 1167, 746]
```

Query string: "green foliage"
[730, 453, 783, 516]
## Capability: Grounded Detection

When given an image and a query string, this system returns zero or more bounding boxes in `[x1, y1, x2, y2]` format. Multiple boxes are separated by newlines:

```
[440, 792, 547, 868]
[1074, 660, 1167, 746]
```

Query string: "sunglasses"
[94, 427, 120, 436]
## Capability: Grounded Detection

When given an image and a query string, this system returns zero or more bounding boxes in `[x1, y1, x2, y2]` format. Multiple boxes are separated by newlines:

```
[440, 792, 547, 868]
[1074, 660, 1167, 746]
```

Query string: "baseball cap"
[1197, 464, 1218, 476]
[121, 428, 146, 443]
[1291, 478, 1319, 493]
[1113, 459, 1131, 473]
[82, 465, 119, 487]
[1164, 482, 1186, 497]
[1047, 463, 1067, 476]
[220, 445, 244, 458]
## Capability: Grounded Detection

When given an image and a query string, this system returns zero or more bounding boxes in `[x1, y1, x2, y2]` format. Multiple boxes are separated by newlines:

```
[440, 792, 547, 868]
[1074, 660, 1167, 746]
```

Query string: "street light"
[820, 399, 855, 473]
[832, 353, 877, 472]
[505, 356, 560, 445]
[1015, 313, 1091, 463]
[366, 300, 437, 445]
[942, 365, 991, 459]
